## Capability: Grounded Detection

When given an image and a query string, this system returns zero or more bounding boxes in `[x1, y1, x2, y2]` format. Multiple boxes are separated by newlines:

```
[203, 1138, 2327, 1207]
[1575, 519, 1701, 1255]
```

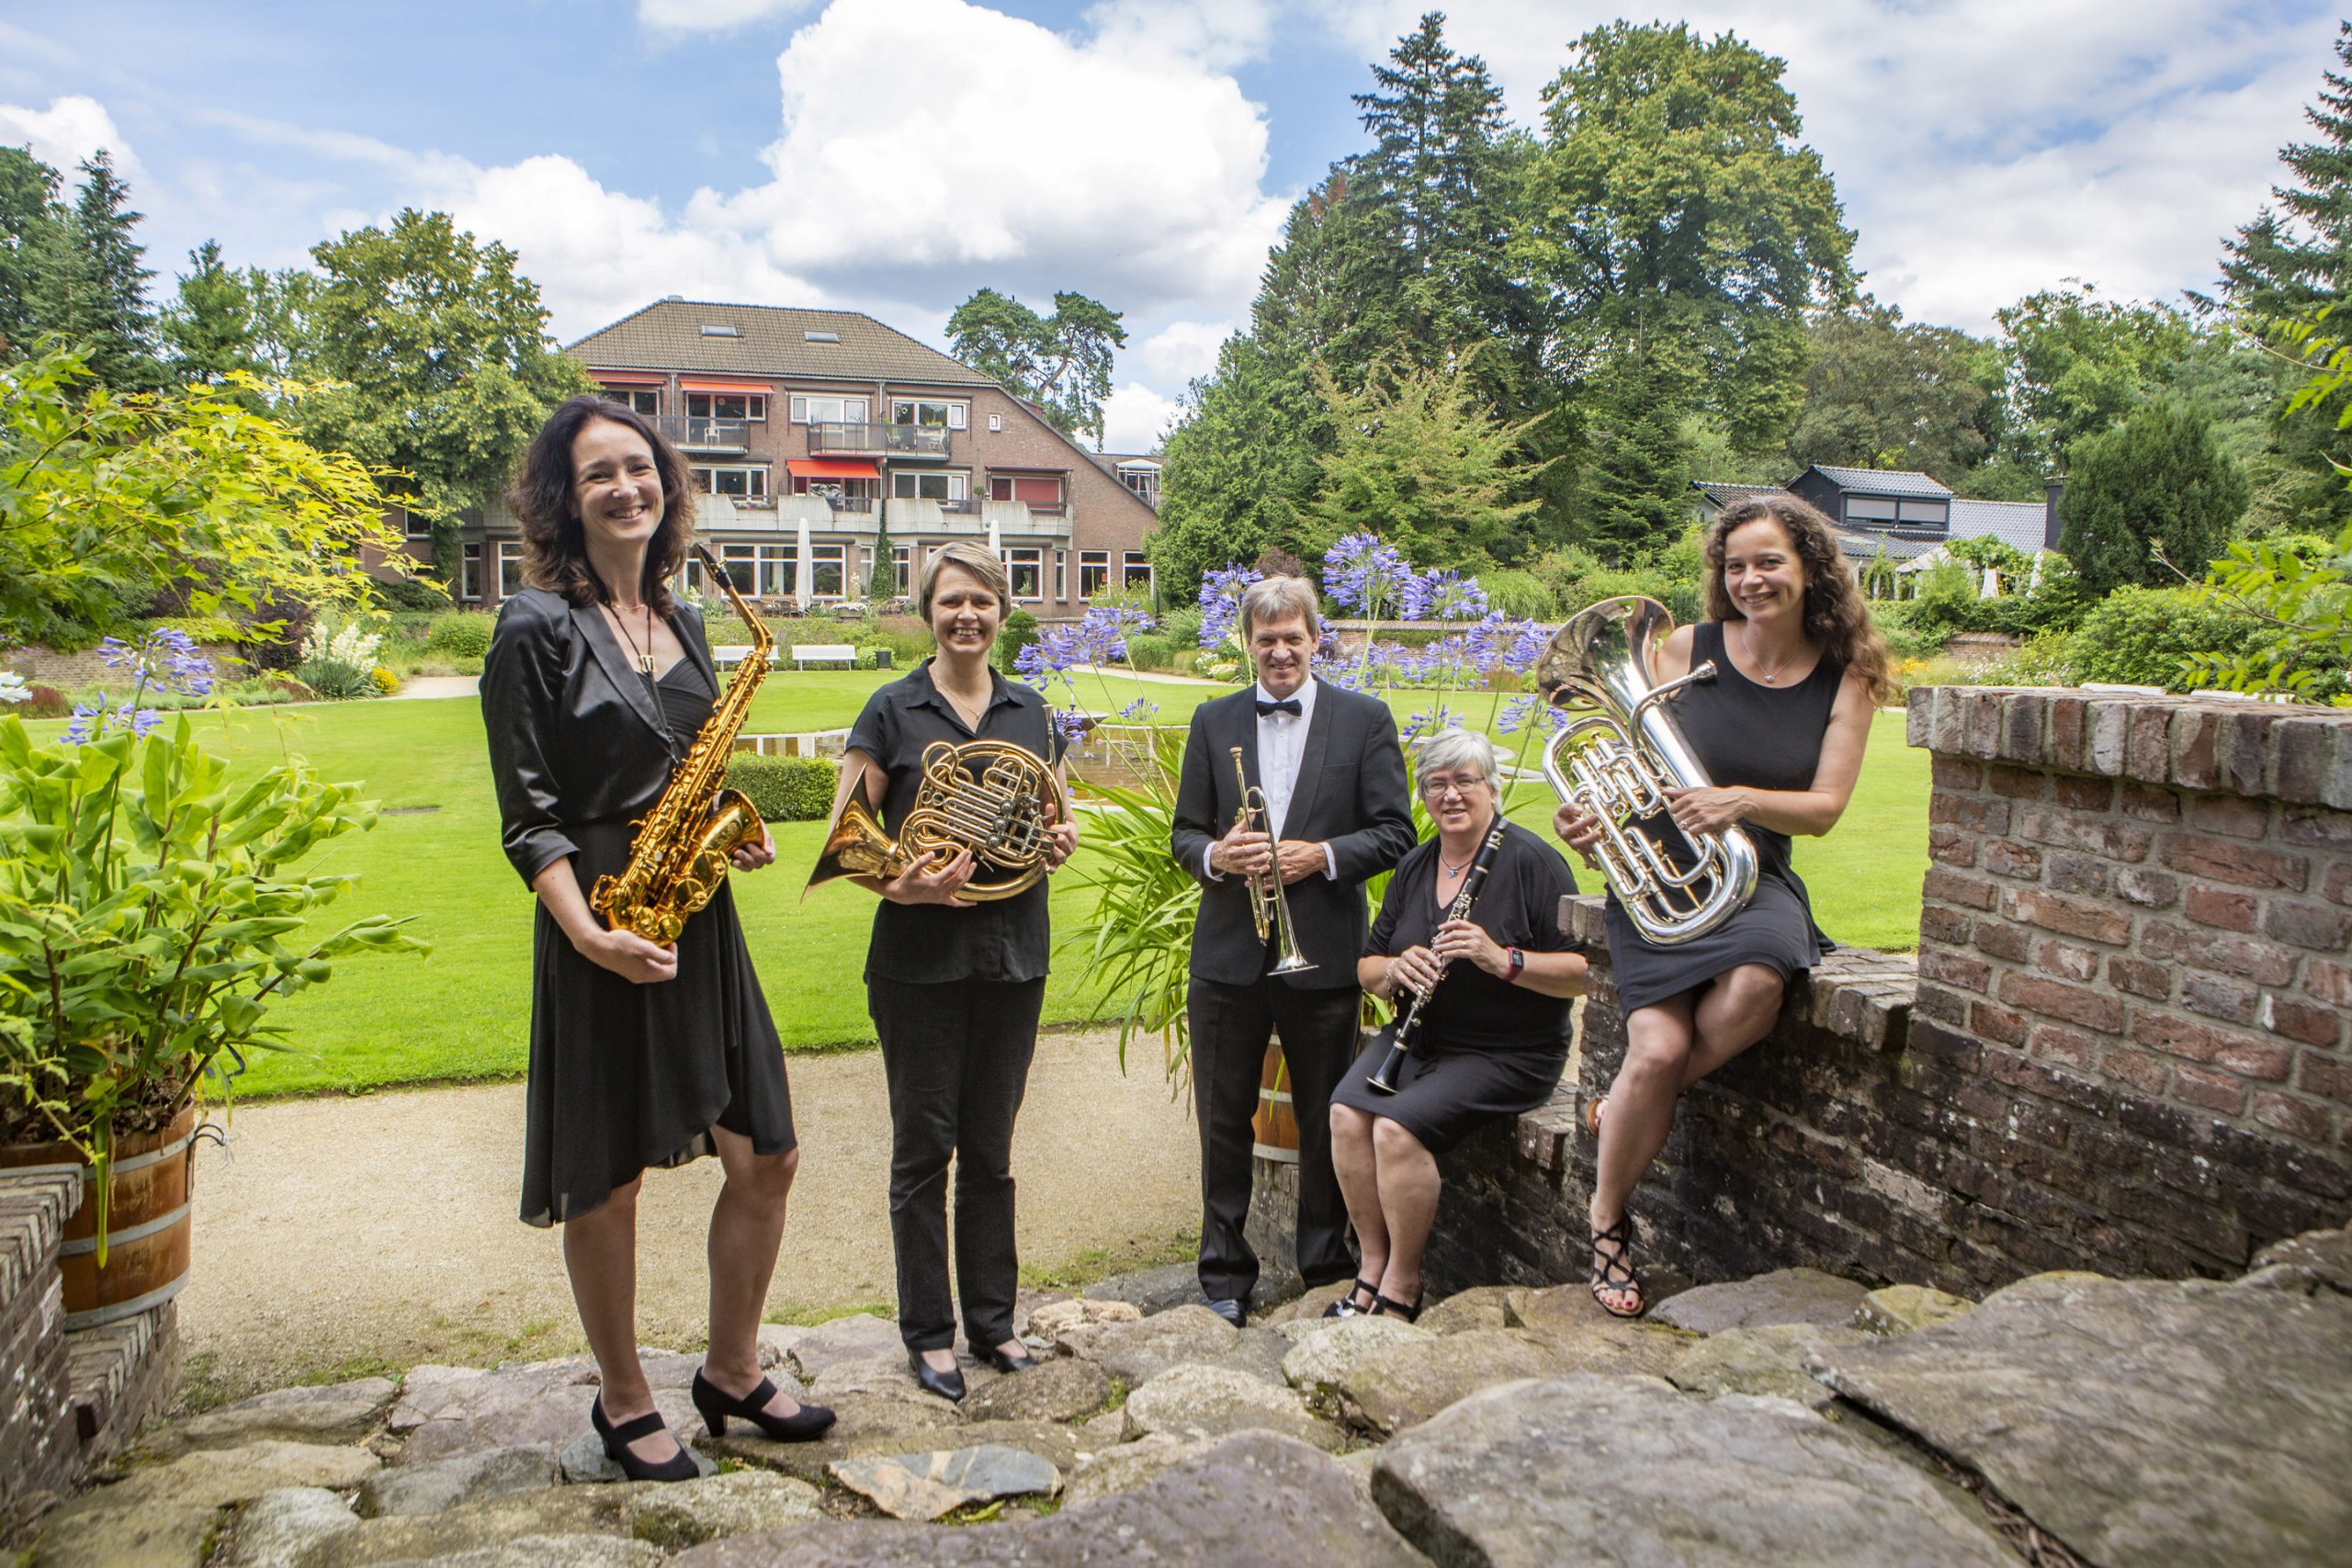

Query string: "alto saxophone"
[591, 544, 772, 943]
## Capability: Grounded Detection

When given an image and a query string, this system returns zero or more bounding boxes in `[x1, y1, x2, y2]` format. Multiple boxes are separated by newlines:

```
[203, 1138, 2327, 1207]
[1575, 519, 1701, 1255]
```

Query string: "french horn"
[1536, 596, 1758, 946]
[804, 739, 1061, 903]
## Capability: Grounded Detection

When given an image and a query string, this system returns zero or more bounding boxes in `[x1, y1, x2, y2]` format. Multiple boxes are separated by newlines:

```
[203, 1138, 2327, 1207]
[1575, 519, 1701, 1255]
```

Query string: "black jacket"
[1170, 681, 1417, 989]
[481, 586, 719, 887]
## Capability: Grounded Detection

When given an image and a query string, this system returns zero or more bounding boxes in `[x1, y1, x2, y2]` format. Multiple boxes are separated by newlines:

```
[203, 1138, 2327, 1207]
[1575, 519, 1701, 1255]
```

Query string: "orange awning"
[786, 458, 878, 479]
[681, 378, 771, 393]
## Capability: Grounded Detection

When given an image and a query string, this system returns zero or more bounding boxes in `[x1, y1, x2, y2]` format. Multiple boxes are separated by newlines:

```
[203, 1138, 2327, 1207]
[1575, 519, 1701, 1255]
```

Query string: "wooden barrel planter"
[1250, 1043, 1298, 1163]
[0, 1106, 197, 1329]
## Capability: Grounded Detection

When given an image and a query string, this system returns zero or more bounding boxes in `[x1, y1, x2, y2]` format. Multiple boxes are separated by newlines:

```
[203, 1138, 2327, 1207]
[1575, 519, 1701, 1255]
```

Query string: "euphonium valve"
[1535, 596, 1758, 946]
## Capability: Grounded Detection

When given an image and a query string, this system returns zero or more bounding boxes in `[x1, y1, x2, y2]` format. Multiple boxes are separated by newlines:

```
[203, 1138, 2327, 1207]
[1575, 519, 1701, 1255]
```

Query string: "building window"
[988, 475, 1063, 509]
[1844, 496, 1898, 525]
[987, 412, 1003, 432]
[497, 541, 525, 600]
[790, 394, 869, 424]
[892, 546, 910, 596]
[400, 507, 432, 539]
[599, 386, 659, 416]
[1078, 549, 1111, 599]
[892, 469, 968, 502]
[1123, 550, 1152, 593]
[1053, 549, 1066, 603]
[686, 391, 765, 423]
[1001, 547, 1044, 603]
[719, 542, 795, 598]
[891, 399, 967, 430]
[1898, 500, 1949, 526]
[1117, 464, 1159, 500]
[693, 465, 769, 499]
[461, 544, 482, 602]
[809, 542, 846, 599]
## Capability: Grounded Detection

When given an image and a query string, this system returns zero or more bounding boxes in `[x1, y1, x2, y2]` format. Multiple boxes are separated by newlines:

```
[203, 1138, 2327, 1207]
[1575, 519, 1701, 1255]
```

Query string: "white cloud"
[637, 0, 813, 32]
[1102, 380, 1184, 453]
[1136, 319, 1235, 384]
[1083, 0, 1279, 72]
[0, 95, 141, 184]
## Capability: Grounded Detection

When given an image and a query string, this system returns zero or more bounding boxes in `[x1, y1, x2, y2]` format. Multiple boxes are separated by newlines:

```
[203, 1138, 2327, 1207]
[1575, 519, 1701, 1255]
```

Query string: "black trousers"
[868, 976, 1045, 1352]
[1188, 976, 1361, 1301]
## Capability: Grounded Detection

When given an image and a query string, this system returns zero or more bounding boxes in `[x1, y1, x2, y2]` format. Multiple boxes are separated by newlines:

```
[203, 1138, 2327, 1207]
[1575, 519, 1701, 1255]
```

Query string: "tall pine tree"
[37, 151, 162, 390]
[160, 240, 265, 389]
[0, 146, 60, 359]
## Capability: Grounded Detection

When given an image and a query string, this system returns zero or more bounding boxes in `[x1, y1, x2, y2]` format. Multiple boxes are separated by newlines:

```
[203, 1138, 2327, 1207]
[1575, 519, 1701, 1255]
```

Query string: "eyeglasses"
[1419, 775, 1487, 800]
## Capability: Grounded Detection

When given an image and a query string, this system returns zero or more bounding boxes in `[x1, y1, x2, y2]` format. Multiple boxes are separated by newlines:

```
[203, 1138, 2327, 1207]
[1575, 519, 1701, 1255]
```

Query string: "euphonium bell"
[803, 739, 1060, 904]
[1536, 596, 1758, 946]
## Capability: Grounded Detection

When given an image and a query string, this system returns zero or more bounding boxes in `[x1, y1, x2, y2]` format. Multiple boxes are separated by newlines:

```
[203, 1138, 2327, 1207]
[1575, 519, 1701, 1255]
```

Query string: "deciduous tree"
[1996, 282, 2194, 471]
[945, 287, 1126, 445]
[159, 241, 265, 389]
[1785, 299, 1992, 484]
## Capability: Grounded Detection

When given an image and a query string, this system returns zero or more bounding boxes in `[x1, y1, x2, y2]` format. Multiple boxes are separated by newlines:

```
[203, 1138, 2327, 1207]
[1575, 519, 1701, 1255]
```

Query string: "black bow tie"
[1255, 697, 1303, 718]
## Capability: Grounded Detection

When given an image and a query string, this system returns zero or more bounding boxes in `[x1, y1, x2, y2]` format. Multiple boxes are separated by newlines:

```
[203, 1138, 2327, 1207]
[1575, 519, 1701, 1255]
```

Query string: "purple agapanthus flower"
[1198, 565, 1262, 649]
[1497, 693, 1568, 735]
[100, 627, 214, 699]
[1402, 569, 1489, 624]
[62, 695, 161, 745]
[1323, 534, 1413, 621]
[1117, 697, 1158, 721]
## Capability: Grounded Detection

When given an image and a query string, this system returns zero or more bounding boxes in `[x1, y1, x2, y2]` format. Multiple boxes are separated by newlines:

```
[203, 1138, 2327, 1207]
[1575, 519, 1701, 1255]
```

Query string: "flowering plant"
[297, 611, 390, 701]
[0, 634, 425, 1253]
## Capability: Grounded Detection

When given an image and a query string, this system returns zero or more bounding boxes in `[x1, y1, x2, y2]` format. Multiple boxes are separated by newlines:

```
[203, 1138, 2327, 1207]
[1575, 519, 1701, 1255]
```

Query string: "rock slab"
[1666, 1324, 1871, 1411]
[1812, 1275, 2352, 1568]
[1652, 1267, 1870, 1334]
[356, 1443, 560, 1517]
[827, 1442, 1060, 1521]
[1857, 1284, 1975, 1335]
[172, 1377, 398, 1451]
[1121, 1362, 1341, 1450]
[673, 1431, 1425, 1567]
[1375, 1375, 2014, 1567]
[958, 1357, 1112, 1424]
[1330, 1327, 1573, 1437]
[620, 1468, 823, 1548]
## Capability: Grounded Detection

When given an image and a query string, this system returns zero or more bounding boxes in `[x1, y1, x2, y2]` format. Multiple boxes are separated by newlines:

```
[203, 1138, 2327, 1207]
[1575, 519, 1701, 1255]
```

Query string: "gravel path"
[181, 1027, 1200, 1400]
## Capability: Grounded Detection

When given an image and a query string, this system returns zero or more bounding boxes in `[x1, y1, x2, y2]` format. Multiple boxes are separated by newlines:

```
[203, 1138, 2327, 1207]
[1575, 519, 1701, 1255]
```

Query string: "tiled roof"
[1691, 480, 1790, 509]
[566, 299, 992, 388]
[1807, 464, 1954, 499]
[1951, 498, 2049, 554]
[1833, 526, 1946, 563]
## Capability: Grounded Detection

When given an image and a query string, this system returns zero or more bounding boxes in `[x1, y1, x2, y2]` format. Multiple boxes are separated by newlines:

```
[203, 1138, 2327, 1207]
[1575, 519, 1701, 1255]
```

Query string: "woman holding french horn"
[1555, 494, 1893, 1318]
[824, 539, 1077, 1401]
[1329, 728, 1589, 1322]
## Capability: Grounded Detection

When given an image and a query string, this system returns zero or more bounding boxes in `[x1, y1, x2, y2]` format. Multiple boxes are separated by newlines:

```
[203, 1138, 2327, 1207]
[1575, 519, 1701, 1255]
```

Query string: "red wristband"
[1507, 945, 1525, 979]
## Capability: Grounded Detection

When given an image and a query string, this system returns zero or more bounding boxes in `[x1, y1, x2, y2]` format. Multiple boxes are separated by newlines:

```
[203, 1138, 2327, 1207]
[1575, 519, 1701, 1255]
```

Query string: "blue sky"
[1, 1, 2335, 450]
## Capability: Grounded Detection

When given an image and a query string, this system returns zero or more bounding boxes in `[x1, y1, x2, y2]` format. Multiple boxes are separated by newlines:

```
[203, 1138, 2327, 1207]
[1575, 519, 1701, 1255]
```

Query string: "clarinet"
[1365, 823, 1509, 1095]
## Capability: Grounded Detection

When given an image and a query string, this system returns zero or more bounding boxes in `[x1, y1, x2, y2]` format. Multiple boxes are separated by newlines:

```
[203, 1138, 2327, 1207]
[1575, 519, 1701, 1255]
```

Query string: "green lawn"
[21, 679, 1926, 1098]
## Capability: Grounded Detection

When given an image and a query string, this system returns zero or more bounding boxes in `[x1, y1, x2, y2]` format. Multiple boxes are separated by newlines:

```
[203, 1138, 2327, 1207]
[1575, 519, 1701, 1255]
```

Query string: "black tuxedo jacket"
[1170, 680, 1416, 989]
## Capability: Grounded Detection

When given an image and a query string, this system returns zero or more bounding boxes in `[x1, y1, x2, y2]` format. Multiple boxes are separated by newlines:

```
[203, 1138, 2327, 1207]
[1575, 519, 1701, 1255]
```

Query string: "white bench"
[711, 645, 778, 671]
[790, 643, 858, 670]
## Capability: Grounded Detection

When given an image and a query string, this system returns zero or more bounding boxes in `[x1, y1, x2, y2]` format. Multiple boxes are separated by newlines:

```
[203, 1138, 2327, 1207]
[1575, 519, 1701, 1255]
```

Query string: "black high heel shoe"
[978, 1342, 1038, 1374]
[590, 1394, 700, 1483]
[908, 1348, 967, 1402]
[691, 1369, 836, 1443]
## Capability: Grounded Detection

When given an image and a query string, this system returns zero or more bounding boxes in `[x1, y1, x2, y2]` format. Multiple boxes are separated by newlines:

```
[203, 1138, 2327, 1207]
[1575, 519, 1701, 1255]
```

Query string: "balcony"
[984, 499, 1069, 540]
[659, 415, 751, 453]
[885, 498, 986, 537]
[808, 423, 952, 459]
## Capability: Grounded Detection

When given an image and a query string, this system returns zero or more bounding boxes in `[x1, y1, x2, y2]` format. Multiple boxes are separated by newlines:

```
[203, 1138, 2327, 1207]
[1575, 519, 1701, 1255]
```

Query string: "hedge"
[723, 752, 839, 822]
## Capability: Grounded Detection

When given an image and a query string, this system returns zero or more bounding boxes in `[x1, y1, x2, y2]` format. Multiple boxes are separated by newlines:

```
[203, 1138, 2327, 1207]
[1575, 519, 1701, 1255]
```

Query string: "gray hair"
[919, 539, 1010, 617]
[1238, 575, 1321, 642]
[1414, 728, 1506, 797]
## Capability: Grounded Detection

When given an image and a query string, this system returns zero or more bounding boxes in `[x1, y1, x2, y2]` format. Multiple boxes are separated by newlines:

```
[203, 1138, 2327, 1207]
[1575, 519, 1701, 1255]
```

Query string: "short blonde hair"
[1238, 575, 1321, 642]
[1414, 728, 1506, 798]
[919, 540, 1011, 617]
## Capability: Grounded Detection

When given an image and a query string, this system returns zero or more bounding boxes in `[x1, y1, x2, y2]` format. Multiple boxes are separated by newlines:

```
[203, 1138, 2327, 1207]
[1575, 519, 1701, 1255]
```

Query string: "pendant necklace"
[609, 600, 658, 676]
[1741, 621, 1792, 685]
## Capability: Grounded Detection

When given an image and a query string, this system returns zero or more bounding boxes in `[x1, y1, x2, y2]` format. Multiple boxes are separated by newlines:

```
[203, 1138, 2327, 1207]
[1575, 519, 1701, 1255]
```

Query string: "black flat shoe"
[978, 1344, 1038, 1374]
[590, 1394, 699, 1483]
[908, 1348, 967, 1402]
[691, 1369, 836, 1443]
[1322, 1279, 1380, 1318]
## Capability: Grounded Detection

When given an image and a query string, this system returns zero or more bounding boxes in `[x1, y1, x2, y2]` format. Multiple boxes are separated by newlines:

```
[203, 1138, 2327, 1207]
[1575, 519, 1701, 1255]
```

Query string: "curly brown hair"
[507, 395, 695, 613]
[1703, 494, 1895, 706]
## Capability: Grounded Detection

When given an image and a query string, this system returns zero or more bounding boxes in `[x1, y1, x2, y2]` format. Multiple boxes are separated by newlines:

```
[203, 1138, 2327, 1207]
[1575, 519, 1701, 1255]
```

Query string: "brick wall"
[1420, 685, 2352, 1299]
[0, 1171, 81, 1516]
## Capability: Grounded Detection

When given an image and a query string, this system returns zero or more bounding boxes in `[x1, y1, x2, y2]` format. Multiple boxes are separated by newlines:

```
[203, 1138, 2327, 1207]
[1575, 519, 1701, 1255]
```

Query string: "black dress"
[1604, 620, 1844, 1014]
[1331, 820, 1583, 1155]
[483, 592, 795, 1227]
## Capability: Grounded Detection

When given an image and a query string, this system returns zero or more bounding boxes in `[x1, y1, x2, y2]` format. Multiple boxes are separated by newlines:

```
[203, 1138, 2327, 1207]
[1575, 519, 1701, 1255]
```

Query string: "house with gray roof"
[452, 298, 1161, 617]
[1692, 465, 2063, 585]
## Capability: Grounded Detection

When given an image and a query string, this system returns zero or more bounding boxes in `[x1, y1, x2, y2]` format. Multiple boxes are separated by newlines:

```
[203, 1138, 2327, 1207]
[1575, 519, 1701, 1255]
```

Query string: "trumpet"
[1364, 822, 1507, 1095]
[1228, 745, 1315, 976]
[1536, 596, 1758, 946]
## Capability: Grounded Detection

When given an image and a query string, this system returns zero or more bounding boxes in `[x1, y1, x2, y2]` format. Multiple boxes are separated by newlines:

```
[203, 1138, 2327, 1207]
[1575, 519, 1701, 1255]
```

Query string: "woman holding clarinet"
[1327, 728, 1588, 1321]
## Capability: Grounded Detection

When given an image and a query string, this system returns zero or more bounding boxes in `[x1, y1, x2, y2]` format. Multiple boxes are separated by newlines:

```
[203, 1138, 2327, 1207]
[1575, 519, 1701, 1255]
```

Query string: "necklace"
[606, 601, 658, 675]
[1440, 853, 1472, 878]
[1740, 621, 1795, 685]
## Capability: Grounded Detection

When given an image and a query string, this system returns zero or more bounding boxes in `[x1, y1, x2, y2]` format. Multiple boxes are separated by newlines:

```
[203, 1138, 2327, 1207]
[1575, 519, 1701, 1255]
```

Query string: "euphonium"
[1365, 822, 1506, 1095]
[1230, 745, 1315, 976]
[803, 739, 1061, 903]
[1535, 596, 1758, 946]
[591, 544, 771, 944]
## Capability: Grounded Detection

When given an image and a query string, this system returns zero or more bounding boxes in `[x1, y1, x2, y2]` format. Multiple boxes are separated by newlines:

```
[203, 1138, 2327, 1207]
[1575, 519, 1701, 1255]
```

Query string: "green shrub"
[1158, 604, 1204, 647]
[298, 657, 380, 700]
[995, 608, 1040, 674]
[723, 753, 838, 822]
[15, 682, 71, 718]
[371, 576, 452, 612]
[424, 612, 494, 659]
[1478, 570, 1555, 619]
[2071, 587, 2263, 692]
[1124, 633, 1180, 671]
[133, 615, 242, 645]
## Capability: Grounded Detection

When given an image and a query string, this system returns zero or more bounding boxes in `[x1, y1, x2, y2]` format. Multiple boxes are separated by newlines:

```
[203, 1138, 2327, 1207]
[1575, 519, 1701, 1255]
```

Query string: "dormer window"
[700, 322, 741, 337]
[1845, 496, 1948, 529]
[803, 330, 840, 343]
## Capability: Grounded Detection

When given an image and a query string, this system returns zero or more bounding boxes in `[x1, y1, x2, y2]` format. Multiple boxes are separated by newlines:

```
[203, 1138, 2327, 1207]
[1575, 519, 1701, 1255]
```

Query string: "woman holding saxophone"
[1329, 729, 1588, 1321]
[830, 539, 1077, 1401]
[1555, 494, 1893, 1318]
[483, 396, 827, 1485]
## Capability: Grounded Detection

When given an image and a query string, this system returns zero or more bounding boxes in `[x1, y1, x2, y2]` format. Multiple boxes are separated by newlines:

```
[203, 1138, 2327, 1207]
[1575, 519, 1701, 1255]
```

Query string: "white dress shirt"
[1205, 678, 1338, 882]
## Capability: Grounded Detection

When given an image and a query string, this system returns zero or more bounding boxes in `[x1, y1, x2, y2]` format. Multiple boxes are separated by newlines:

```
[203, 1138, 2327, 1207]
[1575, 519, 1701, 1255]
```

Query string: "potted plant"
[0, 630, 425, 1326]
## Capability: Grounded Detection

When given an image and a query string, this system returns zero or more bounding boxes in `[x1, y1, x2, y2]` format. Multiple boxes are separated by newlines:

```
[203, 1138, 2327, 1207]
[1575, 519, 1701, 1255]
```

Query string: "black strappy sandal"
[1322, 1279, 1382, 1318]
[1589, 1214, 1645, 1319]
[1369, 1288, 1424, 1323]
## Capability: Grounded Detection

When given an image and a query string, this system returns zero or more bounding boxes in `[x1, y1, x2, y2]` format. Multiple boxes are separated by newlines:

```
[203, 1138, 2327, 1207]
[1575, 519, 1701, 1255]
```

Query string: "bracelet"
[1506, 945, 1525, 980]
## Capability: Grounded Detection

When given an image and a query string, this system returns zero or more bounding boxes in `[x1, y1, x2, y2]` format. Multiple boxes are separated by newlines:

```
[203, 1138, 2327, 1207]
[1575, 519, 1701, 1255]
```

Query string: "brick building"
[449, 299, 1161, 617]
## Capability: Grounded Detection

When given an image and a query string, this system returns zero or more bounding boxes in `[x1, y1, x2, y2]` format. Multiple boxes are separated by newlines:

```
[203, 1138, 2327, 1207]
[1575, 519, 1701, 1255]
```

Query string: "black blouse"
[845, 660, 1067, 985]
[1366, 818, 1583, 1055]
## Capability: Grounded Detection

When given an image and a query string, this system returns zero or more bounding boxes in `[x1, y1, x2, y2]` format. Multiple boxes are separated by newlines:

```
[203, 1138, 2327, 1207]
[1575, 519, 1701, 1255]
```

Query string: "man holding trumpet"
[1171, 576, 1415, 1325]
